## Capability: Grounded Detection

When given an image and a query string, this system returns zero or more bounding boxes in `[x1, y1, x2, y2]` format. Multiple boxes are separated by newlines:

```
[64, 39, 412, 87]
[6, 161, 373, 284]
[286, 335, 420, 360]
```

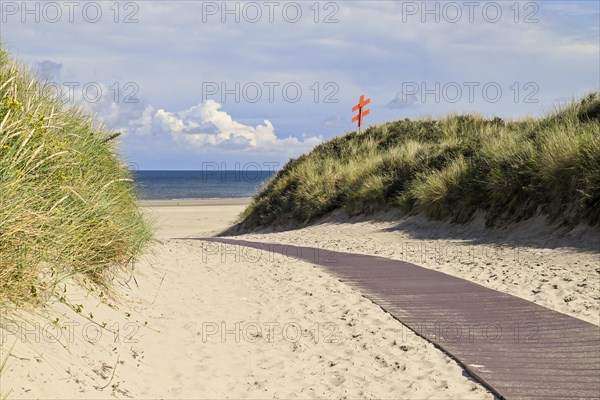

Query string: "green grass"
[0, 49, 152, 306]
[238, 92, 600, 230]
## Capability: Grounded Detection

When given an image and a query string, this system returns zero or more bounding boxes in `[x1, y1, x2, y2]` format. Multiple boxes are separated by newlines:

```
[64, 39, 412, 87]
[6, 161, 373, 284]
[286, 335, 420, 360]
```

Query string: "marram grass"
[239, 92, 600, 230]
[0, 49, 152, 306]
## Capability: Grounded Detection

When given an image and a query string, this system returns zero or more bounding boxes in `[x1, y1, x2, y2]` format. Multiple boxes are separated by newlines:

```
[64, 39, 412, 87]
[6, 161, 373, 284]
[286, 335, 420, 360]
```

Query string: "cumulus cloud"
[125, 100, 322, 156]
[65, 82, 146, 133]
[62, 82, 321, 163]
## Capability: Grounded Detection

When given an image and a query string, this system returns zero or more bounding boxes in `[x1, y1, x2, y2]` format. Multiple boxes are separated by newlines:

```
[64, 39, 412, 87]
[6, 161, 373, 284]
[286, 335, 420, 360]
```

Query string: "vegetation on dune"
[238, 92, 600, 230]
[0, 49, 152, 306]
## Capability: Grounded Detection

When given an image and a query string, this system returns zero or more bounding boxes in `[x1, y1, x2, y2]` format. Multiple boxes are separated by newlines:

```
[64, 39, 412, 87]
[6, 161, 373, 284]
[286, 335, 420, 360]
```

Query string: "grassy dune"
[239, 92, 600, 230]
[0, 50, 152, 306]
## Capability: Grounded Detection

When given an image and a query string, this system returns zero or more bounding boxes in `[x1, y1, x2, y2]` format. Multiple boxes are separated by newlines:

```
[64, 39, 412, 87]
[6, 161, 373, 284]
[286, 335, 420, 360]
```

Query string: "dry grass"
[0, 48, 152, 306]
[238, 92, 600, 229]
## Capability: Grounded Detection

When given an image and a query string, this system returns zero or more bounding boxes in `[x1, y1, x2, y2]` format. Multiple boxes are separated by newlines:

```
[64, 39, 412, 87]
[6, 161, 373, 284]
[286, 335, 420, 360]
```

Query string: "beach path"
[201, 238, 600, 400]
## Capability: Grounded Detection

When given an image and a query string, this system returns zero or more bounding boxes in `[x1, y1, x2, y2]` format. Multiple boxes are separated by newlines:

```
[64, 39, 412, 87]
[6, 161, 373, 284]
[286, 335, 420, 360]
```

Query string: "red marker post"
[352, 94, 371, 132]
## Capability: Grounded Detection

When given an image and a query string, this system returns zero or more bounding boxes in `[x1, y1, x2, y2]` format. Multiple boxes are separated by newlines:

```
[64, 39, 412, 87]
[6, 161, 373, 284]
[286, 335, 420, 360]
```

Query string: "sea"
[132, 170, 276, 200]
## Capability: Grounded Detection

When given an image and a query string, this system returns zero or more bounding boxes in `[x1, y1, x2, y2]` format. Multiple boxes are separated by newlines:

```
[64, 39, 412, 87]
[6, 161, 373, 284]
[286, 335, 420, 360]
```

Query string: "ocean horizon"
[132, 170, 276, 200]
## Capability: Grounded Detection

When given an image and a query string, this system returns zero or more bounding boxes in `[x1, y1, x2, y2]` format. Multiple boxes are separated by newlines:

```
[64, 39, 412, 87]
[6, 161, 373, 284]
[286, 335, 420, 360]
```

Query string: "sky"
[1, 0, 598, 170]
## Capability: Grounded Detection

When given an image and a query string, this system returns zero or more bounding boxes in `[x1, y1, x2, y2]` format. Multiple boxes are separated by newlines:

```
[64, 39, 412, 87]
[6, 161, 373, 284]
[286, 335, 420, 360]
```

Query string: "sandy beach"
[2, 199, 598, 399]
[236, 211, 600, 326]
[3, 3, 598, 397]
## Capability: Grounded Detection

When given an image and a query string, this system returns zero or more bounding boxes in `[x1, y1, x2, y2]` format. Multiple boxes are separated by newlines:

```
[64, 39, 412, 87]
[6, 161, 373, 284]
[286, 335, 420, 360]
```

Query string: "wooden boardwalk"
[201, 238, 600, 399]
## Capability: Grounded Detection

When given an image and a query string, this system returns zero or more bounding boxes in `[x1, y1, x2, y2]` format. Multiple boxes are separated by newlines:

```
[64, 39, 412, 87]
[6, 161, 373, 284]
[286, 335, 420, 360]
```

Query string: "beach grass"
[0, 49, 152, 306]
[238, 92, 600, 229]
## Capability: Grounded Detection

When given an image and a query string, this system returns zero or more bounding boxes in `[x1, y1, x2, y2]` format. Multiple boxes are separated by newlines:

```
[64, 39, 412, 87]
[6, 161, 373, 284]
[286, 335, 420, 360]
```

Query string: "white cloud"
[125, 100, 322, 156]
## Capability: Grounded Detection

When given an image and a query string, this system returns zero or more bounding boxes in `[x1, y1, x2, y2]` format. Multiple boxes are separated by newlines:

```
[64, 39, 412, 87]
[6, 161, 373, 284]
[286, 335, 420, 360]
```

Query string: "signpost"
[352, 94, 371, 132]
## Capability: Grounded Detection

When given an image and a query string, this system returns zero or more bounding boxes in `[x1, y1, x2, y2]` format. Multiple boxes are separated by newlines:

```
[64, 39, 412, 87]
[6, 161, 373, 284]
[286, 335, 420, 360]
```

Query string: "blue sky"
[1, 0, 598, 169]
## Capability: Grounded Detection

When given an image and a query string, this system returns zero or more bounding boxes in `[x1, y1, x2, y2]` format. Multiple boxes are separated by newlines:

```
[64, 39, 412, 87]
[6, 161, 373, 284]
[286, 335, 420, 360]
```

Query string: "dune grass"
[238, 92, 600, 230]
[0, 49, 152, 306]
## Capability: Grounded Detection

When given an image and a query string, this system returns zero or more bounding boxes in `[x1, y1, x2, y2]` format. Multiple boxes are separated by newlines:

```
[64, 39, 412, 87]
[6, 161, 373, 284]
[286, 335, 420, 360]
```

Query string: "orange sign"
[352, 94, 371, 129]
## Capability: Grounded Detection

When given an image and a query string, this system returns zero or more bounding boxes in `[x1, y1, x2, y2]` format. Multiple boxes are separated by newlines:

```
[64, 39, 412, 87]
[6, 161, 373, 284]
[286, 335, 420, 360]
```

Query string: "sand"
[3, 200, 597, 398]
[237, 211, 600, 326]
